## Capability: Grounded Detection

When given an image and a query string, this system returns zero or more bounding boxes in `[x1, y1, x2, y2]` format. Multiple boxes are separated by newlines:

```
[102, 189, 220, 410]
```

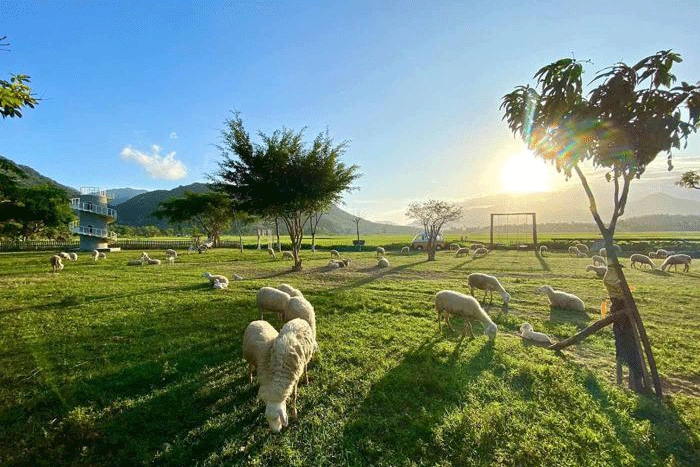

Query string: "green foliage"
[1, 36, 38, 119]
[406, 200, 462, 261]
[676, 170, 699, 190]
[153, 191, 235, 246]
[0, 184, 75, 241]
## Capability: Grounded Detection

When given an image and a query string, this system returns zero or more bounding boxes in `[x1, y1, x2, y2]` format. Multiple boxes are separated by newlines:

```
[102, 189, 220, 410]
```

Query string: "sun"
[500, 151, 550, 193]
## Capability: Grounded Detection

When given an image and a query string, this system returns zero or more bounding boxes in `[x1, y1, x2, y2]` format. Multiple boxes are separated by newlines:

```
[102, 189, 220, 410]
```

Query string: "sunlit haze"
[501, 152, 550, 193]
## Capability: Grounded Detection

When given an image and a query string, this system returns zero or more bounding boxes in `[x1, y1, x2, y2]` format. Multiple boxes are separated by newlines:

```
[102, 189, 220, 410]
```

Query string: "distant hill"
[108, 188, 149, 205]
[0, 155, 79, 198]
[114, 183, 210, 226]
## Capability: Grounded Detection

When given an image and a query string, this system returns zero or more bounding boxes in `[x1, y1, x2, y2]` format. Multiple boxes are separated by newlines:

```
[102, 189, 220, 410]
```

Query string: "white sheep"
[519, 322, 553, 344]
[166, 256, 175, 264]
[267, 247, 276, 259]
[455, 247, 470, 258]
[329, 259, 347, 268]
[449, 243, 461, 251]
[655, 249, 672, 259]
[212, 278, 228, 289]
[197, 244, 209, 254]
[50, 254, 64, 272]
[187, 245, 197, 254]
[140, 252, 160, 265]
[435, 290, 498, 341]
[276, 283, 303, 298]
[282, 251, 293, 260]
[376, 246, 385, 257]
[282, 296, 316, 341]
[326, 260, 340, 269]
[574, 243, 589, 254]
[92, 250, 99, 261]
[568, 246, 580, 257]
[586, 264, 607, 278]
[591, 255, 607, 267]
[329, 249, 340, 258]
[232, 274, 244, 281]
[257, 287, 291, 320]
[127, 257, 145, 266]
[472, 247, 489, 258]
[401, 246, 409, 255]
[203, 272, 229, 288]
[377, 256, 390, 268]
[68, 252, 78, 261]
[467, 273, 510, 304]
[536, 285, 585, 312]
[538, 245, 548, 256]
[98, 251, 107, 260]
[648, 251, 658, 259]
[630, 254, 656, 269]
[165, 249, 177, 258]
[258, 318, 316, 433]
[470, 243, 485, 250]
[660, 254, 691, 272]
[59, 252, 71, 260]
[242, 320, 278, 383]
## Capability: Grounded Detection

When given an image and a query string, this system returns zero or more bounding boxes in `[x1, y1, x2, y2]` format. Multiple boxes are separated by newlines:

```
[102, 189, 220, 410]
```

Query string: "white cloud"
[169, 131, 178, 140]
[120, 144, 187, 180]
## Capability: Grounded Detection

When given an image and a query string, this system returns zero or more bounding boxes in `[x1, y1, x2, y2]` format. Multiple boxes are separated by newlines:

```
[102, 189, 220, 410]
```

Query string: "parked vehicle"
[410, 232, 447, 251]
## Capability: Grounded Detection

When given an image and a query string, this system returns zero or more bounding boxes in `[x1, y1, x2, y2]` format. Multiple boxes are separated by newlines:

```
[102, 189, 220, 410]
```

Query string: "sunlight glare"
[500, 151, 549, 193]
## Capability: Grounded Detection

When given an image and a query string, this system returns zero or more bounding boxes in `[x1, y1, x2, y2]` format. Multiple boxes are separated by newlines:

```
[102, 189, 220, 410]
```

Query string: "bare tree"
[309, 211, 324, 252]
[406, 200, 462, 261]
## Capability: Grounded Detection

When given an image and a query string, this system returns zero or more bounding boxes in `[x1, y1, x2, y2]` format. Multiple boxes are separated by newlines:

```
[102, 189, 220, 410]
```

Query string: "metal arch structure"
[489, 212, 538, 250]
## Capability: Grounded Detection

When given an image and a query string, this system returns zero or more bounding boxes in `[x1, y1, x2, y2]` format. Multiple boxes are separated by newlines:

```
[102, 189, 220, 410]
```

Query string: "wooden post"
[490, 213, 494, 245]
[532, 212, 538, 252]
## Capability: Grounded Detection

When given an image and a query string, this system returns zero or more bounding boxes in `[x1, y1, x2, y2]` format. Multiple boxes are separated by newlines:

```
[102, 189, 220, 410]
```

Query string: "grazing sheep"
[276, 284, 303, 298]
[258, 318, 316, 432]
[449, 243, 461, 251]
[536, 285, 585, 312]
[574, 243, 589, 254]
[326, 261, 340, 269]
[198, 244, 209, 254]
[467, 273, 510, 304]
[660, 254, 692, 272]
[212, 279, 228, 289]
[282, 296, 316, 340]
[519, 322, 553, 344]
[539, 245, 548, 256]
[267, 247, 276, 259]
[257, 287, 291, 320]
[203, 272, 229, 288]
[165, 249, 177, 258]
[401, 246, 409, 255]
[472, 247, 489, 258]
[655, 249, 671, 259]
[591, 255, 607, 267]
[577, 252, 588, 258]
[329, 249, 340, 258]
[242, 320, 278, 383]
[166, 256, 175, 264]
[455, 247, 470, 258]
[328, 259, 347, 268]
[568, 246, 581, 257]
[376, 247, 385, 257]
[599, 244, 622, 257]
[59, 252, 71, 260]
[435, 290, 498, 341]
[377, 256, 390, 268]
[630, 254, 656, 269]
[586, 264, 607, 278]
[92, 250, 99, 261]
[98, 252, 107, 260]
[470, 243, 485, 250]
[187, 245, 197, 254]
[68, 252, 78, 261]
[282, 251, 293, 260]
[648, 251, 658, 259]
[50, 254, 64, 272]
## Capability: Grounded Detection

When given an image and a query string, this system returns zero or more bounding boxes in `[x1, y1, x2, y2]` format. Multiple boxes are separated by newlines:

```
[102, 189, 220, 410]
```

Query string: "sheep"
[519, 322, 553, 344]
[258, 318, 315, 432]
[600, 244, 622, 257]
[166, 255, 175, 264]
[282, 251, 293, 260]
[536, 285, 585, 312]
[329, 249, 340, 258]
[50, 254, 64, 272]
[648, 251, 658, 259]
[203, 272, 229, 288]
[267, 247, 276, 259]
[577, 252, 588, 258]
[197, 244, 208, 254]
[435, 290, 498, 341]
[591, 255, 607, 267]
[98, 252, 107, 260]
[139, 252, 160, 265]
[127, 257, 145, 266]
[470, 243, 485, 250]
[630, 254, 656, 269]
[467, 273, 510, 304]
[574, 243, 589, 254]
[472, 247, 489, 258]
[92, 250, 99, 261]
[212, 278, 228, 289]
[232, 274, 244, 281]
[568, 246, 580, 257]
[401, 246, 409, 255]
[326, 260, 340, 269]
[67, 252, 78, 261]
[455, 247, 470, 258]
[539, 245, 548, 256]
[586, 264, 607, 278]
[660, 254, 692, 272]
[376, 246, 385, 257]
[449, 243, 461, 251]
[328, 259, 347, 268]
[282, 296, 316, 341]
[59, 252, 71, 260]
[276, 283, 303, 298]
[242, 320, 278, 383]
[165, 249, 177, 258]
[377, 256, 390, 268]
[257, 287, 291, 320]
[655, 249, 671, 259]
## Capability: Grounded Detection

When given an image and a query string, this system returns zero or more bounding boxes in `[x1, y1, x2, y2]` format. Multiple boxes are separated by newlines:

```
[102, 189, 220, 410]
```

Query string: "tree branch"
[548, 313, 621, 350]
[574, 165, 609, 235]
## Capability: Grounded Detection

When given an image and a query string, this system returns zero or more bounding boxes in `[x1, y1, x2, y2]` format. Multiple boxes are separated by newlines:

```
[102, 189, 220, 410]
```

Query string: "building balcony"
[69, 222, 118, 240]
[70, 198, 117, 220]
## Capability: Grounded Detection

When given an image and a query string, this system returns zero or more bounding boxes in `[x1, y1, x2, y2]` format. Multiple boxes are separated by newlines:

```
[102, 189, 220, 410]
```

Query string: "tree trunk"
[239, 233, 243, 253]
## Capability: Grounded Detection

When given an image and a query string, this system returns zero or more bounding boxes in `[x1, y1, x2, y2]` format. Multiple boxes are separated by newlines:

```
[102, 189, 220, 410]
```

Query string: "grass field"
[1, 245, 700, 466]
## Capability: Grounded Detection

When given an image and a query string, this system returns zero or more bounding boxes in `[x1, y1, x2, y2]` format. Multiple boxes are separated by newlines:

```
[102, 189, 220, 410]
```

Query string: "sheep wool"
[377, 257, 390, 268]
[376, 247, 385, 257]
[455, 247, 470, 258]
[203, 272, 229, 288]
[277, 284, 303, 298]
[257, 287, 291, 320]
[282, 251, 294, 260]
[435, 290, 498, 341]
[283, 296, 316, 340]
[519, 322, 553, 344]
[330, 250, 340, 258]
[50, 254, 64, 272]
[630, 254, 655, 269]
[68, 252, 78, 261]
[467, 273, 510, 304]
[401, 246, 409, 255]
[536, 285, 585, 312]
[586, 264, 607, 278]
[242, 320, 278, 384]
[660, 254, 691, 272]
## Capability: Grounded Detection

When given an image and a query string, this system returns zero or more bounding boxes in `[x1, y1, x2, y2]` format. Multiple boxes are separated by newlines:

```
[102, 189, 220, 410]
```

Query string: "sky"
[1, 0, 699, 224]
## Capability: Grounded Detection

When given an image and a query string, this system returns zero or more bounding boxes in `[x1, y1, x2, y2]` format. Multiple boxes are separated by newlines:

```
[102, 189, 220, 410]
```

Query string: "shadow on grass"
[548, 307, 593, 330]
[448, 258, 474, 270]
[536, 253, 551, 271]
[339, 335, 494, 465]
[328, 260, 430, 292]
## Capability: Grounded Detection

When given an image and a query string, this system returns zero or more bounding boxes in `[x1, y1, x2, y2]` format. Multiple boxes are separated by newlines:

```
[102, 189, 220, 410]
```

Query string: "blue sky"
[1, 1, 699, 224]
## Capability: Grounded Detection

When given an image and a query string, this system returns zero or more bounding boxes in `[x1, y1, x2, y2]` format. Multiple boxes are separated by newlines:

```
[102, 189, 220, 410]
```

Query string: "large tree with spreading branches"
[406, 200, 462, 261]
[214, 113, 360, 270]
[501, 50, 699, 396]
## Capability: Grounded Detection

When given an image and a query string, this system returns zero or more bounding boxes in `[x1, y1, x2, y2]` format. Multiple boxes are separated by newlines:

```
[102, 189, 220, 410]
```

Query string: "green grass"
[1, 245, 699, 466]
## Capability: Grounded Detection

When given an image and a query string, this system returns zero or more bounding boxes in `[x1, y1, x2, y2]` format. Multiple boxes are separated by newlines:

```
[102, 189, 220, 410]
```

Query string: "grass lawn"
[1, 246, 699, 466]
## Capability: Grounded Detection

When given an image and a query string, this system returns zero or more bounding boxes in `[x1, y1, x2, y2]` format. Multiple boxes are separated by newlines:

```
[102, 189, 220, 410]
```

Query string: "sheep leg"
[445, 313, 456, 332]
[290, 383, 298, 419]
[481, 290, 488, 304]
[464, 320, 474, 338]
[304, 363, 309, 385]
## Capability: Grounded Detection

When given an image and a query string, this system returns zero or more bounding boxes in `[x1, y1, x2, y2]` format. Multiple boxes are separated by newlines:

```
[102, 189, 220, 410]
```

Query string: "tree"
[152, 191, 235, 247]
[406, 200, 462, 261]
[1, 36, 38, 119]
[676, 170, 699, 190]
[501, 50, 699, 395]
[214, 113, 360, 271]
[308, 211, 325, 252]
[0, 184, 75, 241]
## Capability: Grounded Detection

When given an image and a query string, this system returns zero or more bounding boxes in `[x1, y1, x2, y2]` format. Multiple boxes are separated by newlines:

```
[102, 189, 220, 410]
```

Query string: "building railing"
[70, 199, 118, 220]
[69, 223, 118, 239]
